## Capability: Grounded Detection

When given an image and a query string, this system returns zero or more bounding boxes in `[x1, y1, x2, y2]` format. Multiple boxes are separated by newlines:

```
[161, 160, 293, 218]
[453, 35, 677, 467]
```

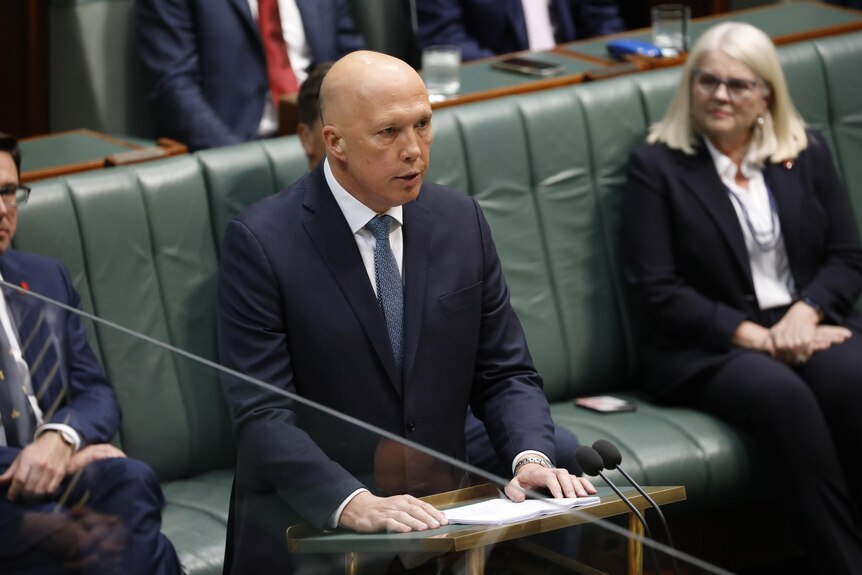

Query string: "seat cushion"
[551, 394, 765, 510]
[161, 468, 233, 575]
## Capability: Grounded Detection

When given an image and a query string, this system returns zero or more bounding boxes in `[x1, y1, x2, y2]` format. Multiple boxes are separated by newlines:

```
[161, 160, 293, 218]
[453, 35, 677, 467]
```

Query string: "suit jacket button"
[406, 419, 416, 432]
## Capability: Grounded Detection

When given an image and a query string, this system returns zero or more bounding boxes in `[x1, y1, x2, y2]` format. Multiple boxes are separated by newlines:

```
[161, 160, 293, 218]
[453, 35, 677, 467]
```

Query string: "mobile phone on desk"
[490, 56, 565, 77]
[575, 395, 637, 414]
[606, 39, 662, 61]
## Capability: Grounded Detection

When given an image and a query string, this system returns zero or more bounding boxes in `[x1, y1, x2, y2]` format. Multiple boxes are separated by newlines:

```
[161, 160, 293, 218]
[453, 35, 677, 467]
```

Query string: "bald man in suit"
[218, 51, 595, 572]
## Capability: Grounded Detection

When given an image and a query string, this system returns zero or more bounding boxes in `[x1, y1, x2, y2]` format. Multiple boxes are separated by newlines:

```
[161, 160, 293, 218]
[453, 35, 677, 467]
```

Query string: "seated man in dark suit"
[218, 51, 596, 573]
[136, 0, 366, 151]
[0, 133, 180, 575]
[414, 0, 624, 61]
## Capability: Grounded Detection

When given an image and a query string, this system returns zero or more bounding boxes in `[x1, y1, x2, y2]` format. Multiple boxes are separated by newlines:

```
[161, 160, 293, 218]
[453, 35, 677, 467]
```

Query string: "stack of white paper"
[443, 496, 601, 525]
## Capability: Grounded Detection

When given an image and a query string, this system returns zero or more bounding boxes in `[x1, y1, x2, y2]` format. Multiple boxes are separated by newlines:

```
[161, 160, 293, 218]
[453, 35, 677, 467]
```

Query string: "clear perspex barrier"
[0, 283, 736, 575]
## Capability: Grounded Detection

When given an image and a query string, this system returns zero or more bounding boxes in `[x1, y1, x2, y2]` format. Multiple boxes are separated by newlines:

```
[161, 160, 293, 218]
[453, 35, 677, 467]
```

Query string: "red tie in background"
[258, 0, 299, 107]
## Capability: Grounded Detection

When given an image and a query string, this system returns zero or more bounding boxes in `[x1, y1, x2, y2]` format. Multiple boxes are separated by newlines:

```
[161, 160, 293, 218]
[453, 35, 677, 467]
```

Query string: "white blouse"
[704, 139, 795, 310]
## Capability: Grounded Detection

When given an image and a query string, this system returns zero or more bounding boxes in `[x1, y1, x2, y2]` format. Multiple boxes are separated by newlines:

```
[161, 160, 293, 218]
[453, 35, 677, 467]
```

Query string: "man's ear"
[322, 125, 346, 160]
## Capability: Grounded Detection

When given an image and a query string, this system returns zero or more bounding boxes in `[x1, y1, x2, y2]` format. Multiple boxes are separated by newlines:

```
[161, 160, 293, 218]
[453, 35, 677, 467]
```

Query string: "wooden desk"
[19, 129, 187, 183]
[287, 484, 686, 575]
[562, 1, 862, 63]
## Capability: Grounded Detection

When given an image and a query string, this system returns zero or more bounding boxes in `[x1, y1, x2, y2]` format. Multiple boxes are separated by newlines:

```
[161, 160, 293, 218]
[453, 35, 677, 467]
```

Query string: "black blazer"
[623, 130, 862, 398]
[217, 164, 555, 572]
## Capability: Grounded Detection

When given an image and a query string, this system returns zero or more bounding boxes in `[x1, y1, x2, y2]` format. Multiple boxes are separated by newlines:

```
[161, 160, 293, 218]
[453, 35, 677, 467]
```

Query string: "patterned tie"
[258, 0, 300, 108]
[366, 215, 404, 372]
[0, 294, 38, 447]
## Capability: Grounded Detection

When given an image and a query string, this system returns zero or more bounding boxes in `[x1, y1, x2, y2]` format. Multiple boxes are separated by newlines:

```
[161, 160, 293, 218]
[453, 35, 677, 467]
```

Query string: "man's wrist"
[513, 455, 554, 476]
[34, 424, 81, 452]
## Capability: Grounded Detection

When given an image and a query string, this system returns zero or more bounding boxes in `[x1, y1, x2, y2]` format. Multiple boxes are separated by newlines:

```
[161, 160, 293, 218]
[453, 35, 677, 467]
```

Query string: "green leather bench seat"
[14, 30, 862, 573]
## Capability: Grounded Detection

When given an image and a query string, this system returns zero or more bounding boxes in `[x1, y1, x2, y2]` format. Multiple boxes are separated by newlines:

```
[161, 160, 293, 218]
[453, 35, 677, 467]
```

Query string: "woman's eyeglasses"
[692, 70, 763, 102]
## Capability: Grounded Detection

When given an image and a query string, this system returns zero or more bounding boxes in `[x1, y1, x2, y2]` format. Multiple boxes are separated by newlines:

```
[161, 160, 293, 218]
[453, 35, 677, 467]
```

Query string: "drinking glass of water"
[652, 4, 691, 57]
[421, 45, 461, 101]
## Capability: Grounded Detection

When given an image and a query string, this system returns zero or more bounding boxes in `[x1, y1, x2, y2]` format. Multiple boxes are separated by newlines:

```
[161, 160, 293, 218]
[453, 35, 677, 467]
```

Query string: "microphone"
[593, 439, 680, 575]
[575, 445, 662, 575]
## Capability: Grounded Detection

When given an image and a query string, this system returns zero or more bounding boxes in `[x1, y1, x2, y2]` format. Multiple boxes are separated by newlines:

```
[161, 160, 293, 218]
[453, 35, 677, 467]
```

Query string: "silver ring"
[794, 354, 807, 366]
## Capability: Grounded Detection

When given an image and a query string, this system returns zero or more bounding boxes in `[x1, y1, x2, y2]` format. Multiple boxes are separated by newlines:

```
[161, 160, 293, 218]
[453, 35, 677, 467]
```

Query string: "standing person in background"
[623, 22, 862, 573]
[136, 0, 365, 151]
[413, 0, 624, 61]
[0, 133, 180, 575]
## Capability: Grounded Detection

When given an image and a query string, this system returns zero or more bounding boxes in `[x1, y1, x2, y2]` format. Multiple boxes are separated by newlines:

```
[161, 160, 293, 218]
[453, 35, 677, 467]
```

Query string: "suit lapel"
[294, 0, 322, 65]
[1, 253, 30, 330]
[300, 174, 403, 392]
[680, 145, 754, 286]
[401, 199, 431, 387]
[765, 160, 802, 271]
[229, 0, 260, 41]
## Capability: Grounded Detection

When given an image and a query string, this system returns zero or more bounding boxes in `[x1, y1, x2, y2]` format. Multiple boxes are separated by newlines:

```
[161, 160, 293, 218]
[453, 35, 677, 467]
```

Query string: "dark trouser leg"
[73, 458, 181, 575]
[800, 333, 862, 520]
[0, 456, 180, 575]
[691, 350, 862, 575]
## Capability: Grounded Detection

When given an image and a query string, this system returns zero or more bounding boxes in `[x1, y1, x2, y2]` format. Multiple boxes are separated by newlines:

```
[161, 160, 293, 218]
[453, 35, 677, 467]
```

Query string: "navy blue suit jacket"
[623, 131, 862, 398]
[0, 250, 119, 467]
[136, 0, 365, 151]
[414, 0, 624, 61]
[218, 164, 555, 571]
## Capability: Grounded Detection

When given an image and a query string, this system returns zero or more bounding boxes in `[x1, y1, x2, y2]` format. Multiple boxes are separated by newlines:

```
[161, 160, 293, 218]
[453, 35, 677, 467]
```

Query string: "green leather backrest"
[813, 32, 862, 228]
[199, 136, 307, 257]
[16, 140, 308, 481]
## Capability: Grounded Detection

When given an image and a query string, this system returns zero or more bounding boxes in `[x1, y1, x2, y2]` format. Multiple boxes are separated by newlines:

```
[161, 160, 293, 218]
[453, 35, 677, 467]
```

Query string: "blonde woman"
[623, 22, 862, 572]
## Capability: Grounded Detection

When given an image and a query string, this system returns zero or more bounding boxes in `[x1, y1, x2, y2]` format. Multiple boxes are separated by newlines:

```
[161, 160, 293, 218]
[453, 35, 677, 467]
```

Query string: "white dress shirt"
[520, 0, 557, 52]
[705, 139, 795, 310]
[247, 0, 312, 136]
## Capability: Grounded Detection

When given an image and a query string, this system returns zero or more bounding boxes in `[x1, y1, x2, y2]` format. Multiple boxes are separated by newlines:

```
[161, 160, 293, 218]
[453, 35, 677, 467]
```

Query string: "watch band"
[513, 455, 554, 476]
[801, 296, 823, 320]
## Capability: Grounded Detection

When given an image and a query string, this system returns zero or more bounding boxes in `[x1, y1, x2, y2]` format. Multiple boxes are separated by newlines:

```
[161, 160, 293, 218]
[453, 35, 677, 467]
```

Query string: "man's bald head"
[319, 51, 433, 213]
[320, 51, 426, 128]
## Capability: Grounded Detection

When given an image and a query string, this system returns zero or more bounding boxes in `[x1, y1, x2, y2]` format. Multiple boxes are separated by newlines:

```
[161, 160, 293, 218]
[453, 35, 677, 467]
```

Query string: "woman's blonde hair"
[648, 22, 807, 163]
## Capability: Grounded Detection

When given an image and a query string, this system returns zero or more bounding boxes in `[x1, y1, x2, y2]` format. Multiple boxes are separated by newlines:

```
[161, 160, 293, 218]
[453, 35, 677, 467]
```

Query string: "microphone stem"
[615, 466, 681, 575]
[598, 470, 663, 575]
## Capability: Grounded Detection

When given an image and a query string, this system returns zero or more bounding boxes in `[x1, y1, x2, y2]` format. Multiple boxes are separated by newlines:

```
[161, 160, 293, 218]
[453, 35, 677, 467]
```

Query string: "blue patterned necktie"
[366, 215, 404, 372]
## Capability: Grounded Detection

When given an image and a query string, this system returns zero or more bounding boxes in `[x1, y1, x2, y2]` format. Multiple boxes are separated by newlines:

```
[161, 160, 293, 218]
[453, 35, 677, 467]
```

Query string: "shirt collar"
[323, 158, 403, 234]
[703, 138, 762, 182]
